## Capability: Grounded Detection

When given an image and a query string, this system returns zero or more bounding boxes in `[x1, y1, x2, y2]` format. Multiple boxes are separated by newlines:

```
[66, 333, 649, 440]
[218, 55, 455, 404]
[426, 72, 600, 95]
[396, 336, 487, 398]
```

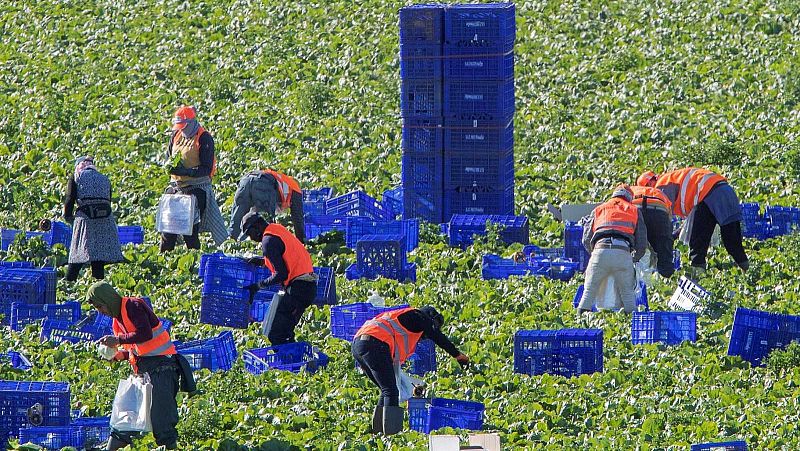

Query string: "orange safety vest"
[112, 297, 176, 372]
[170, 127, 217, 179]
[631, 186, 672, 214]
[262, 223, 313, 286]
[592, 197, 639, 235]
[262, 169, 302, 210]
[356, 307, 423, 364]
[655, 168, 726, 218]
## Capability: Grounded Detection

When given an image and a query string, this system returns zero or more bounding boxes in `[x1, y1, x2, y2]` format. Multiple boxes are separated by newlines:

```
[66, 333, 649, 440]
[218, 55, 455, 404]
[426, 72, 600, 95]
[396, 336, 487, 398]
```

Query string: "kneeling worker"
[577, 184, 647, 314]
[352, 306, 470, 435]
[241, 211, 318, 345]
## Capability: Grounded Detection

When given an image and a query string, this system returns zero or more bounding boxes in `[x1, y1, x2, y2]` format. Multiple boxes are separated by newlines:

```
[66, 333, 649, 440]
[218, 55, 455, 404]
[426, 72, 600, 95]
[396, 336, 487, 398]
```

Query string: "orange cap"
[636, 171, 657, 187]
[172, 106, 197, 130]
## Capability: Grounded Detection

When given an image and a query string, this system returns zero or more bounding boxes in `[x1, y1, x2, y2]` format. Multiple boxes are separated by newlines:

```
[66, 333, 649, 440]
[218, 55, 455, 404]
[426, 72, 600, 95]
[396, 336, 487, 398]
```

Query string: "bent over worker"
[230, 169, 305, 243]
[637, 167, 748, 273]
[630, 185, 675, 278]
[87, 281, 194, 450]
[577, 184, 647, 314]
[240, 212, 318, 345]
[352, 306, 470, 435]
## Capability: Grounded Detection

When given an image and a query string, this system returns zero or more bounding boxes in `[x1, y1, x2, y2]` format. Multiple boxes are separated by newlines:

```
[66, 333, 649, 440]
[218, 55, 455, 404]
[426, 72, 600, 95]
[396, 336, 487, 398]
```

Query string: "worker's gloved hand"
[245, 283, 261, 303]
[244, 256, 265, 266]
[455, 353, 470, 368]
[168, 166, 192, 176]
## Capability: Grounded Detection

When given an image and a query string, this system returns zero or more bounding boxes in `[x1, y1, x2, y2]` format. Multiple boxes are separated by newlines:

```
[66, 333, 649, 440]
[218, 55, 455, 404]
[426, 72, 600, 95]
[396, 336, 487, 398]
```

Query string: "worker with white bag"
[87, 281, 195, 450]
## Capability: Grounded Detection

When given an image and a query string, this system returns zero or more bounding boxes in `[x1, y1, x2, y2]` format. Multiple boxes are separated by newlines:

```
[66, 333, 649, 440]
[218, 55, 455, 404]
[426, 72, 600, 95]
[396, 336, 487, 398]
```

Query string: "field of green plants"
[3, 0, 800, 449]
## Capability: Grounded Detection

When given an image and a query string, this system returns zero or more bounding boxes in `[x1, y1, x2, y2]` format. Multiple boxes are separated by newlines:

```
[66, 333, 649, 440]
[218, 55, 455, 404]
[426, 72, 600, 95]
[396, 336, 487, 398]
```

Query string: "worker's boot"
[371, 404, 383, 433]
[106, 436, 129, 451]
[382, 405, 404, 436]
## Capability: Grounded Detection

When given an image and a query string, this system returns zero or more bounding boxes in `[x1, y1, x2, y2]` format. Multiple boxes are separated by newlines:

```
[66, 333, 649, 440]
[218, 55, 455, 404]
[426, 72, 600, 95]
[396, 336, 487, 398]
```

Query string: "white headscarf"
[74, 156, 96, 180]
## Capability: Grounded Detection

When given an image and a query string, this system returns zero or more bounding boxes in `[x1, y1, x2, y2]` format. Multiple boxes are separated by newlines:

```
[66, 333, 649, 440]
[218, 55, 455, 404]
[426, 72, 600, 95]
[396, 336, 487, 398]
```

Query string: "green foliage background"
[3, 0, 800, 449]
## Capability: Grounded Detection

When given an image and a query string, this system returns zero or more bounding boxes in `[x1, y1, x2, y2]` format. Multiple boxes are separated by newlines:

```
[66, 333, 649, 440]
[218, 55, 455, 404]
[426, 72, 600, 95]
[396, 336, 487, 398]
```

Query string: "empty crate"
[514, 329, 603, 377]
[727, 307, 800, 367]
[446, 214, 528, 248]
[243, 342, 329, 375]
[0, 381, 71, 436]
[325, 191, 390, 220]
[175, 330, 237, 372]
[408, 397, 485, 434]
[443, 3, 515, 54]
[329, 303, 409, 341]
[631, 311, 697, 345]
[345, 217, 420, 252]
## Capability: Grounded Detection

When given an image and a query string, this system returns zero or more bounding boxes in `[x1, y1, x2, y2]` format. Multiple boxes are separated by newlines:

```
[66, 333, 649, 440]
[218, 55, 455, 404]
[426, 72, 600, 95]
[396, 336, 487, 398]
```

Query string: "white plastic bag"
[110, 374, 153, 432]
[261, 291, 284, 337]
[394, 364, 424, 403]
[156, 194, 196, 236]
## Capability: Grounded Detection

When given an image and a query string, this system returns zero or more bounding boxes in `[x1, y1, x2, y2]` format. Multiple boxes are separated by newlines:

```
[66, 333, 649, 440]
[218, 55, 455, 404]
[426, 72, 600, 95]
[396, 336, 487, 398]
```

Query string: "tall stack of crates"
[442, 3, 516, 220]
[400, 5, 445, 224]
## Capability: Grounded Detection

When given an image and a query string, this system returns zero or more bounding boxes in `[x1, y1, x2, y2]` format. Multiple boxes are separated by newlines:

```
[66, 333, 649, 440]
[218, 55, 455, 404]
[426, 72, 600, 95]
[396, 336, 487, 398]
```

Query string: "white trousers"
[578, 247, 637, 313]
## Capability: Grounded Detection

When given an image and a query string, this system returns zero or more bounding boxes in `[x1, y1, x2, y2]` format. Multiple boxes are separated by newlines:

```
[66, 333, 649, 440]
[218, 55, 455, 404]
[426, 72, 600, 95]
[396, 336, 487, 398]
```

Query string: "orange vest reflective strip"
[171, 127, 217, 178]
[656, 168, 726, 217]
[262, 170, 301, 210]
[631, 186, 672, 214]
[592, 198, 638, 235]
[112, 297, 176, 370]
[262, 223, 313, 286]
[356, 307, 423, 364]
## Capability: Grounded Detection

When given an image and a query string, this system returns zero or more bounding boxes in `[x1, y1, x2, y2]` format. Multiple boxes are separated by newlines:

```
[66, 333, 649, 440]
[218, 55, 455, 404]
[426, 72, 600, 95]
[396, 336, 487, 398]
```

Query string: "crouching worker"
[352, 306, 470, 435]
[577, 184, 647, 315]
[240, 211, 318, 345]
[87, 281, 195, 450]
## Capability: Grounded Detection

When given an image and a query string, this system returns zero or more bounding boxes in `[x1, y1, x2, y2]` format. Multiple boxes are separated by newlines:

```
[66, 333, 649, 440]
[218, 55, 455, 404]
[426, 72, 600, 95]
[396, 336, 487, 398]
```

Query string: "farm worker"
[160, 105, 228, 252]
[63, 156, 124, 281]
[229, 169, 306, 243]
[637, 168, 748, 273]
[577, 184, 647, 315]
[87, 281, 195, 450]
[630, 185, 675, 278]
[240, 211, 318, 345]
[352, 306, 470, 435]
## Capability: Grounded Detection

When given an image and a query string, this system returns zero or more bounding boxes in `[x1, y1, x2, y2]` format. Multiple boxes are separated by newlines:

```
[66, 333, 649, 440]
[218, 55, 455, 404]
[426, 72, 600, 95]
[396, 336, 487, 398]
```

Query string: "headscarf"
[74, 156, 96, 180]
[179, 119, 200, 139]
[86, 281, 123, 318]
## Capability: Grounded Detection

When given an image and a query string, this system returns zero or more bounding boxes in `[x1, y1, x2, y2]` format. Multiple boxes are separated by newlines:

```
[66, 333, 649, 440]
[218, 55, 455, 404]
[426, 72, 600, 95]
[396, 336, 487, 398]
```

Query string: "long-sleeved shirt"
[582, 206, 648, 262]
[229, 171, 306, 242]
[260, 234, 289, 287]
[396, 309, 461, 358]
[167, 131, 215, 178]
[116, 298, 159, 345]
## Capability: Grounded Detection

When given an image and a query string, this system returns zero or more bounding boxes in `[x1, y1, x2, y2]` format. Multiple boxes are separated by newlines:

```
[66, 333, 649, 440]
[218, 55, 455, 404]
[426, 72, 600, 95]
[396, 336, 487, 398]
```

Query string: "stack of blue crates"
[0, 381, 72, 447]
[442, 3, 515, 220]
[0, 269, 47, 327]
[346, 234, 417, 282]
[400, 4, 446, 224]
[305, 190, 391, 240]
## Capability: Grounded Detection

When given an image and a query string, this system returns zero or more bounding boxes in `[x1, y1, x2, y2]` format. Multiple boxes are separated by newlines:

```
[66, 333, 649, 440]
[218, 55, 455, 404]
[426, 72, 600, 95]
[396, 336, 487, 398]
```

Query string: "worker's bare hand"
[455, 353, 470, 368]
[97, 335, 120, 348]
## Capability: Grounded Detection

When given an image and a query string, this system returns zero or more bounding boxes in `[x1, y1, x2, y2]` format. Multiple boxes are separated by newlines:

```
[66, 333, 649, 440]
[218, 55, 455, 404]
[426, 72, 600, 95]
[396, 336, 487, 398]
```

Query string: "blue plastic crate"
[740, 202, 760, 220]
[243, 342, 328, 375]
[250, 297, 271, 322]
[407, 339, 437, 375]
[425, 398, 485, 433]
[198, 252, 225, 278]
[631, 311, 697, 345]
[531, 259, 579, 281]
[399, 4, 445, 44]
[564, 222, 589, 272]
[444, 149, 514, 189]
[765, 205, 794, 235]
[303, 187, 334, 216]
[346, 217, 420, 252]
[402, 149, 443, 224]
[175, 330, 237, 372]
[514, 329, 604, 377]
[0, 261, 34, 269]
[117, 225, 144, 245]
[346, 261, 417, 283]
[443, 48, 514, 80]
[5, 267, 56, 304]
[0, 229, 21, 251]
[481, 254, 535, 280]
[330, 303, 410, 341]
[522, 245, 564, 262]
[304, 215, 348, 240]
[400, 44, 442, 79]
[356, 234, 408, 277]
[18, 425, 82, 449]
[444, 3, 515, 54]
[201, 257, 254, 299]
[572, 281, 649, 312]
[325, 191, 390, 220]
[41, 319, 108, 344]
[446, 214, 528, 248]
[402, 187, 443, 224]
[408, 397, 429, 432]
[727, 307, 800, 367]
[10, 301, 82, 331]
[402, 117, 443, 154]
[314, 266, 337, 305]
[443, 115, 513, 153]
[0, 351, 32, 371]
[382, 187, 404, 219]
[0, 272, 46, 325]
[48, 221, 72, 248]
[0, 381, 71, 433]
[443, 183, 514, 219]
[72, 416, 111, 449]
[200, 293, 250, 329]
[443, 78, 515, 120]
[691, 441, 747, 451]
[401, 79, 443, 118]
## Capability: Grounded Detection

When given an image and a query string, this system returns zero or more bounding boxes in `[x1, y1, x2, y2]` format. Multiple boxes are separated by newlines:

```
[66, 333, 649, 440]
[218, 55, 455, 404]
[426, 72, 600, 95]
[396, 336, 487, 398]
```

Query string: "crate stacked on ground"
[441, 3, 516, 220]
[0, 222, 71, 252]
[303, 187, 335, 216]
[571, 281, 649, 312]
[631, 311, 697, 345]
[0, 269, 47, 326]
[16, 415, 110, 450]
[446, 214, 528, 248]
[0, 265, 57, 305]
[381, 186, 404, 219]
[765, 205, 800, 237]
[564, 221, 590, 272]
[117, 225, 144, 245]
[514, 329, 603, 377]
[399, 4, 445, 224]
[243, 341, 329, 375]
[305, 190, 391, 240]
[408, 397, 485, 434]
[200, 256, 255, 329]
[345, 234, 417, 282]
[175, 330, 237, 372]
[0, 381, 71, 446]
[481, 254, 578, 282]
[727, 307, 800, 367]
[10, 300, 81, 331]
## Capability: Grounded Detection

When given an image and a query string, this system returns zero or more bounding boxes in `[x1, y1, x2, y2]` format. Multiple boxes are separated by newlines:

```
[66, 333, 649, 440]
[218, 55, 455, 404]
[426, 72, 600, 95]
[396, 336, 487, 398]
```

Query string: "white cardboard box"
[429, 433, 501, 451]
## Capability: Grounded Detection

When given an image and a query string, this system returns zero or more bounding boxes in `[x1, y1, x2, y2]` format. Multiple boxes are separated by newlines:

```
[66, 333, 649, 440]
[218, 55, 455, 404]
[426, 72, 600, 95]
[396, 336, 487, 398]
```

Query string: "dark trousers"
[641, 208, 675, 278]
[689, 201, 748, 268]
[65, 261, 105, 281]
[352, 336, 399, 407]
[160, 186, 207, 252]
[110, 356, 179, 449]
[268, 279, 317, 345]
